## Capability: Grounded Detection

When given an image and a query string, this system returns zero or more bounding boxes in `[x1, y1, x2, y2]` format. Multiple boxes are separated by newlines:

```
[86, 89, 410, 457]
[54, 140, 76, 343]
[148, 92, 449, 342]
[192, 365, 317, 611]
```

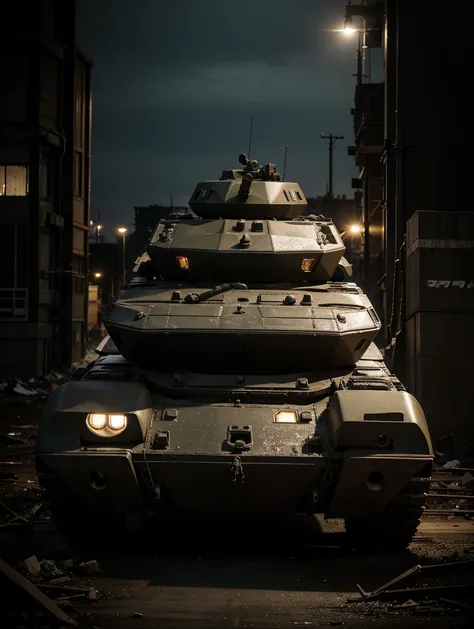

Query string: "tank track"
[344, 476, 430, 550]
[37, 471, 126, 542]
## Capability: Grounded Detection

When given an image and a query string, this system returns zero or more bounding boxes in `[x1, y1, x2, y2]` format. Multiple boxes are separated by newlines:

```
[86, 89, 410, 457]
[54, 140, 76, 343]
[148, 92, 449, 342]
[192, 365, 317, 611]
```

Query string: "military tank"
[36, 154, 433, 548]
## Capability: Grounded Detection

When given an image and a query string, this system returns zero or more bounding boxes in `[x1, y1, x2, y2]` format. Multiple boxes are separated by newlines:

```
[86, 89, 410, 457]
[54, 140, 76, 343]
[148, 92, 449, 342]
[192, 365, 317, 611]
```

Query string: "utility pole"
[96, 210, 101, 244]
[320, 134, 344, 198]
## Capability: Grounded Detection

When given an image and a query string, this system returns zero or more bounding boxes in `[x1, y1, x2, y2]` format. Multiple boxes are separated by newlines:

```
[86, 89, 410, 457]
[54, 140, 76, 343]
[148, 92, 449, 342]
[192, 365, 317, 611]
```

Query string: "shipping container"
[406, 356, 474, 461]
[406, 311, 474, 359]
[405, 244, 474, 318]
[406, 210, 474, 249]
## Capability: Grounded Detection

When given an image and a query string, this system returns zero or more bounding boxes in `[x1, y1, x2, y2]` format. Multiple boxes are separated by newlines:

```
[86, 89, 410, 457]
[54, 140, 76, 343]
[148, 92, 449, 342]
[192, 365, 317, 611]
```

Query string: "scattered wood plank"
[0, 557, 77, 626]
[355, 559, 474, 602]
[439, 598, 474, 611]
[37, 583, 91, 594]
[373, 584, 472, 602]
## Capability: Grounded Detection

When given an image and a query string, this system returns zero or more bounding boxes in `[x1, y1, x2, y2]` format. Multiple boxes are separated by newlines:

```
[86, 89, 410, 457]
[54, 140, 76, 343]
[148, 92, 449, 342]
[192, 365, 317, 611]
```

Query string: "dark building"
[0, 1, 92, 377]
[89, 242, 120, 307]
[346, 0, 474, 459]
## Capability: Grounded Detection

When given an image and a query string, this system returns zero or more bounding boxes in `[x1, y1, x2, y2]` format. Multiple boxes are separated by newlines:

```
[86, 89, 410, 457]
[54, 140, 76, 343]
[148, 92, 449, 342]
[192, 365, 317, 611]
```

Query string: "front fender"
[325, 389, 433, 518]
[328, 389, 432, 455]
[37, 381, 153, 453]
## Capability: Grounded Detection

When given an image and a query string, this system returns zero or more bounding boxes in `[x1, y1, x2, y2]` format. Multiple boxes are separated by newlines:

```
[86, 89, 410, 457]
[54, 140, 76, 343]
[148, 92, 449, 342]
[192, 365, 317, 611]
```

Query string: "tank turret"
[188, 153, 306, 219]
[144, 154, 347, 284]
[102, 154, 378, 372]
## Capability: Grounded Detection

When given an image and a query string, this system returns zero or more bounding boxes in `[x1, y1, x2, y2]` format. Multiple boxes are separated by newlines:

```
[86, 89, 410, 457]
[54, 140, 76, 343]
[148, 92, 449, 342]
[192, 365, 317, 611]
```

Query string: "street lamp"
[343, 14, 356, 34]
[117, 227, 128, 286]
[349, 224, 361, 234]
[94, 272, 102, 279]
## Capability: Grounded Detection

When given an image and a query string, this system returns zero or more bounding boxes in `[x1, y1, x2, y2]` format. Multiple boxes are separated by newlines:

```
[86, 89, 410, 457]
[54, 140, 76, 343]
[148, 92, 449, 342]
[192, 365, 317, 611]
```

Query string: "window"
[72, 256, 86, 275]
[0, 223, 29, 320]
[40, 156, 55, 200]
[74, 152, 83, 197]
[0, 165, 29, 196]
[73, 276, 86, 293]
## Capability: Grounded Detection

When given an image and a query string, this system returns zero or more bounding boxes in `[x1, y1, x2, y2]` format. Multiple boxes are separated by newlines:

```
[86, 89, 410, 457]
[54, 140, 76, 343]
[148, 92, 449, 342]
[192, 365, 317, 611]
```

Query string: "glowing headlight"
[301, 258, 316, 273]
[87, 413, 107, 430]
[275, 410, 298, 423]
[108, 414, 127, 431]
[176, 256, 190, 270]
[86, 413, 127, 435]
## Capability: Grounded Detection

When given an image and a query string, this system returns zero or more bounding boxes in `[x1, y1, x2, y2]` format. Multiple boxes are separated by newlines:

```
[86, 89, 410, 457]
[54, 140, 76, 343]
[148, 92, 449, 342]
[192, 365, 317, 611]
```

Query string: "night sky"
[76, 0, 369, 238]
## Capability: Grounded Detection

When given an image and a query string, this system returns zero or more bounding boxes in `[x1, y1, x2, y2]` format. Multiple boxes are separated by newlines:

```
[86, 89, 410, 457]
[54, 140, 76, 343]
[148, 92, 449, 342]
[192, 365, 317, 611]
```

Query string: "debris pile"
[348, 555, 474, 618]
[1, 554, 105, 627]
[426, 461, 474, 519]
[0, 370, 66, 400]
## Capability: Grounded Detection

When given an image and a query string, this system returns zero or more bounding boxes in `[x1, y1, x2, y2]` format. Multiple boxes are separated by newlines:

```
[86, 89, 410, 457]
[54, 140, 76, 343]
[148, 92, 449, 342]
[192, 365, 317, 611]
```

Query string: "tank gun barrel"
[184, 282, 248, 304]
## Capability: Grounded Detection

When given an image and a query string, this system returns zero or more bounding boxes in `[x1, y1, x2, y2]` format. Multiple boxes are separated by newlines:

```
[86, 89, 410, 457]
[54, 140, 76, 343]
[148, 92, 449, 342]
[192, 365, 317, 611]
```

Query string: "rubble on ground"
[346, 554, 474, 619]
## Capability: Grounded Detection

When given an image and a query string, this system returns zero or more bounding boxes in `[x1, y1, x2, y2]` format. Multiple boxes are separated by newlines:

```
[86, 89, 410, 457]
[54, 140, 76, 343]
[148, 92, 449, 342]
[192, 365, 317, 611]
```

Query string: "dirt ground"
[1, 391, 473, 629]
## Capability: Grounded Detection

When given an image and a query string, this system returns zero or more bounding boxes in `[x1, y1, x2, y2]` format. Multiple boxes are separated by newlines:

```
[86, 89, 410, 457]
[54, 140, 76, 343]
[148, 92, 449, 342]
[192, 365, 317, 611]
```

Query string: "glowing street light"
[117, 227, 128, 285]
[342, 15, 356, 35]
[349, 224, 362, 234]
[94, 272, 102, 279]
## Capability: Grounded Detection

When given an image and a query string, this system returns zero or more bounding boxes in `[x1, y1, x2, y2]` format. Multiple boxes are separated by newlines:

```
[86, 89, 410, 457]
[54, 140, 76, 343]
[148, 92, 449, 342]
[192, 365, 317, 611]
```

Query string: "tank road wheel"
[37, 472, 126, 545]
[344, 477, 430, 551]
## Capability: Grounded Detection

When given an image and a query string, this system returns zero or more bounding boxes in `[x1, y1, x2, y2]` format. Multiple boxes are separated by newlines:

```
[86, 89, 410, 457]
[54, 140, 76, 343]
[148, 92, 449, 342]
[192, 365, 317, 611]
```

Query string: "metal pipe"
[122, 233, 126, 285]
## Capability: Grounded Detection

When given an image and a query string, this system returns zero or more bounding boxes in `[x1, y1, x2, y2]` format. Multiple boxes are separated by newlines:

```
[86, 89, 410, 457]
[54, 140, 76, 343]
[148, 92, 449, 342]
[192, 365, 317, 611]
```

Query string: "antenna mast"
[282, 145, 288, 181]
[247, 115, 253, 158]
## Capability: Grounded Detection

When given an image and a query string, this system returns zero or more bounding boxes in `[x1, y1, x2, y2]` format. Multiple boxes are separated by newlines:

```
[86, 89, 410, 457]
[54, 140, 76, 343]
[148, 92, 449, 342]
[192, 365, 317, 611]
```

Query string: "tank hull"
[36, 346, 433, 547]
[104, 283, 381, 372]
[38, 449, 430, 519]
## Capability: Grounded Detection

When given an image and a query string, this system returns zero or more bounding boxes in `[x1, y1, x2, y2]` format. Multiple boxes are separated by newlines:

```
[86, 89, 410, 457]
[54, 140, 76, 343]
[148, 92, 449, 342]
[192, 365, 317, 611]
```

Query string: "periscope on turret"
[36, 155, 433, 549]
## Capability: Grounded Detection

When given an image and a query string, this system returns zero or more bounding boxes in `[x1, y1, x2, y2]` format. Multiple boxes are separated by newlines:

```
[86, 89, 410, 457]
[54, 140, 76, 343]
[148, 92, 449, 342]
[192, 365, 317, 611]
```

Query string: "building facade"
[347, 0, 474, 459]
[0, 0, 92, 377]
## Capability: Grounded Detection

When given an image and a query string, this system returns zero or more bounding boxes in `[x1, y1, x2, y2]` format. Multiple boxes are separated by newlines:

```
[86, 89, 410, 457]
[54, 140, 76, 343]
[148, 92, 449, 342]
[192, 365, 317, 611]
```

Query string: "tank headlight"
[87, 413, 107, 430]
[275, 410, 298, 423]
[176, 256, 190, 270]
[86, 413, 128, 436]
[108, 414, 127, 431]
[301, 258, 316, 273]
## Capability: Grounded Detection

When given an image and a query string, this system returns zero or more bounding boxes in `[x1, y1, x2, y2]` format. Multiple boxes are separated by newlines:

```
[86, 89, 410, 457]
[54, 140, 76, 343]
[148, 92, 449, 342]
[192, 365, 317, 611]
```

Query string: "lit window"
[0, 165, 29, 196]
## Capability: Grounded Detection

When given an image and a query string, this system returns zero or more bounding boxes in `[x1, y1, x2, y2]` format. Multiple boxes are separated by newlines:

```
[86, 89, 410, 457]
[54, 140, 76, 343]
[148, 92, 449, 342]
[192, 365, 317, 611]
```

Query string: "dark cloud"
[76, 0, 360, 234]
[78, 0, 336, 67]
